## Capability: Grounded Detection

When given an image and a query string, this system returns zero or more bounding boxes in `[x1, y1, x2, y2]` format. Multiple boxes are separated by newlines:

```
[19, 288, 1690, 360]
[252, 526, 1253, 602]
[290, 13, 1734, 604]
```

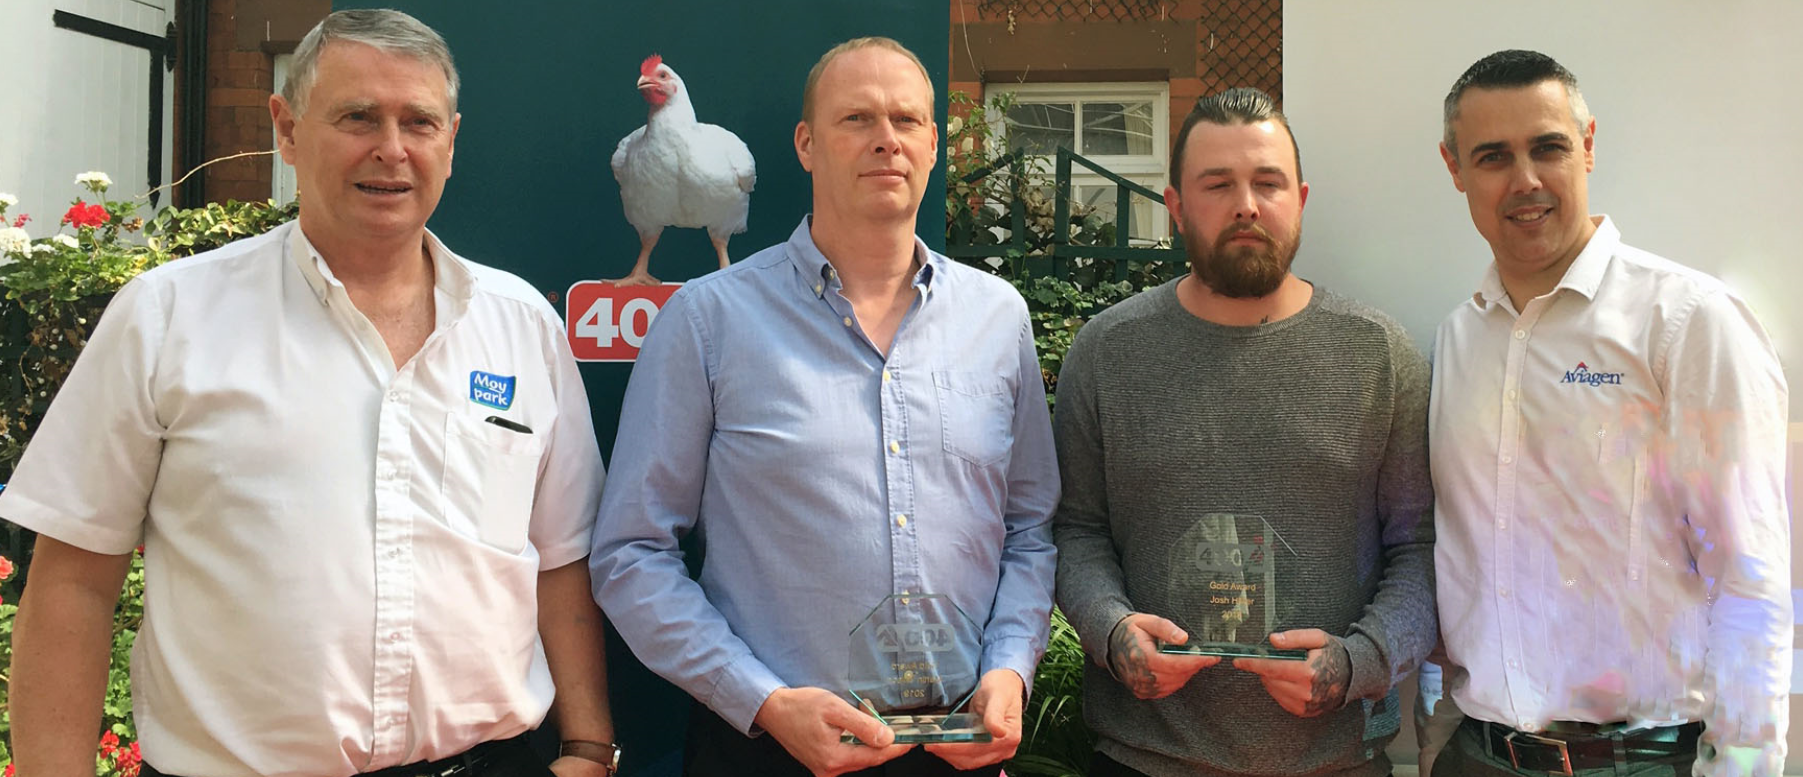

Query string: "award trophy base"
[1157, 640, 1308, 660]
[840, 712, 994, 745]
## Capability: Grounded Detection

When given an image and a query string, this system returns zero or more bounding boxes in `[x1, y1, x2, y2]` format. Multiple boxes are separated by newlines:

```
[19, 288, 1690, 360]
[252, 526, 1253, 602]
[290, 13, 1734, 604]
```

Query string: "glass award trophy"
[841, 592, 992, 744]
[1156, 513, 1307, 660]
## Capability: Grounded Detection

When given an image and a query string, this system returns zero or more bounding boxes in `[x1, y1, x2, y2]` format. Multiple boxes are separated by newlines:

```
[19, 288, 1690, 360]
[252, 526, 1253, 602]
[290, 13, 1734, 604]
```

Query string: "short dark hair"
[1442, 49, 1590, 161]
[1168, 87, 1302, 187]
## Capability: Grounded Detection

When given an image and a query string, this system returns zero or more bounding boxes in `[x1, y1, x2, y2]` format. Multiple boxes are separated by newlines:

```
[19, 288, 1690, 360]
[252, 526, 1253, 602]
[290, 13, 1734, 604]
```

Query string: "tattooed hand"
[1106, 613, 1219, 700]
[1232, 629, 1352, 717]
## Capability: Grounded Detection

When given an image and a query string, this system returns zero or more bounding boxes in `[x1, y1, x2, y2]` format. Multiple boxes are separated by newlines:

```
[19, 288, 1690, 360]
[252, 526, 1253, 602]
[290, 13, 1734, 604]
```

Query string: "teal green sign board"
[333, 2, 948, 774]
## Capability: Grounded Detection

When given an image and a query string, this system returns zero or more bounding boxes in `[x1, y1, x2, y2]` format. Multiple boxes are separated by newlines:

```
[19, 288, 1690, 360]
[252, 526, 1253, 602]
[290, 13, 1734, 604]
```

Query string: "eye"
[1205, 182, 1230, 191]
[1533, 143, 1568, 157]
[1477, 151, 1505, 165]
[1255, 181, 1280, 189]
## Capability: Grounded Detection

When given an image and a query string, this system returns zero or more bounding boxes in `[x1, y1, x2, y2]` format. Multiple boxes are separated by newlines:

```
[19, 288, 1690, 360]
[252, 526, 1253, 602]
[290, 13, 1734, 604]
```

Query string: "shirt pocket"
[442, 413, 544, 554]
[933, 370, 1014, 468]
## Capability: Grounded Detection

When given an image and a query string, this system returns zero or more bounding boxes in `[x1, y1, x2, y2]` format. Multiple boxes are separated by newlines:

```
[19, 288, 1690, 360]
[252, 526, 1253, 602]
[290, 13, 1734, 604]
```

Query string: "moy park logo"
[1560, 361, 1625, 387]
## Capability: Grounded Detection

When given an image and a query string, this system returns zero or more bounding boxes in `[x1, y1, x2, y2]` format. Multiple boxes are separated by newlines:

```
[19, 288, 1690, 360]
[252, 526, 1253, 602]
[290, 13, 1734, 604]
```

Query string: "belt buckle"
[1504, 730, 1574, 776]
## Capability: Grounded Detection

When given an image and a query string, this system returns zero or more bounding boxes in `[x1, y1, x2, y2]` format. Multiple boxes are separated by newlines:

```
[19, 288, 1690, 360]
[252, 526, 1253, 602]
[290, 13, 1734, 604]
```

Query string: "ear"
[1438, 142, 1467, 193]
[270, 94, 299, 165]
[794, 120, 814, 173]
[446, 112, 461, 177]
[1296, 180, 1309, 213]
[1582, 116, 1596, 173]
[1164, 185, 1184, 236]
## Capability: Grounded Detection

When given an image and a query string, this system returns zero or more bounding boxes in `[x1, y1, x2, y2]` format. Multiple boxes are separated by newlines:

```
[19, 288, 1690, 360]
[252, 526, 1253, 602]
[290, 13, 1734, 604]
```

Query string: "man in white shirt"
[1427, 49, 1790, 776]
[3, 10, 618, 777]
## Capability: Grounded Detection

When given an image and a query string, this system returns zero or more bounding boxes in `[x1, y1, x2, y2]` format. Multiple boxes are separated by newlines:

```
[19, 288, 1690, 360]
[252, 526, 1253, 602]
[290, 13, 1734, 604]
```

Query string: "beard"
[1182, 218, 1301, 299]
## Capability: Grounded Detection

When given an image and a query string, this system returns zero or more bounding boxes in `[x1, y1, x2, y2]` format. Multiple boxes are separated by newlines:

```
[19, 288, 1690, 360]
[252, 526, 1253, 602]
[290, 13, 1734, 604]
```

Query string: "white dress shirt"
[0, 222, 604, 777]
[1430, 216, 1790, 775]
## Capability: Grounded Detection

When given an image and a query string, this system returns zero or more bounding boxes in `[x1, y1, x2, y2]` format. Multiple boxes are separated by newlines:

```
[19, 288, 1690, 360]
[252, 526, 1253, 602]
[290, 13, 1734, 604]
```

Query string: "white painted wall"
[0, 0, 176, 220]
[1284, 0, 1803, 770]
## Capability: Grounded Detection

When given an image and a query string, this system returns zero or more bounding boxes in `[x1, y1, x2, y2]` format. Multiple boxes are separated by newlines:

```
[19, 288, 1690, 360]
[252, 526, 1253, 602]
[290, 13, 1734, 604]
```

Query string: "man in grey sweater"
[1052, 88, 1436, 777]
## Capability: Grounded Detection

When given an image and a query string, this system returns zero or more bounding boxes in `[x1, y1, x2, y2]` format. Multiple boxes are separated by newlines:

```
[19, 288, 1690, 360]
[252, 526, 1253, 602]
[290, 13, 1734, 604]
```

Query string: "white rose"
[0, 226, 31, 256]
[53, 234, 80, 249]
[947, 116, 965, 136]
[31, 243, 57, 255]
[75, 171, 113, 189]
[0, 192, 17, 209]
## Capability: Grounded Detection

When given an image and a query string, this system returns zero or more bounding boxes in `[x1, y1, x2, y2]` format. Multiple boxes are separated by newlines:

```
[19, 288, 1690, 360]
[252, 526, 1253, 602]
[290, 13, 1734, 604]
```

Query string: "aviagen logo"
[873, 623, 957, 654]
[1560, 361, 1624, 387]
[469, 371, 516, 409]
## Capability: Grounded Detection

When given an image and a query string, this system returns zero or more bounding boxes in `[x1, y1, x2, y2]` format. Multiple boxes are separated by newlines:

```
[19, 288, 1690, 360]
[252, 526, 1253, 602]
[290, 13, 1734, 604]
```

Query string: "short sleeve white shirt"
[0, 221, 605, 777]
[1430, 216, 1790, 774]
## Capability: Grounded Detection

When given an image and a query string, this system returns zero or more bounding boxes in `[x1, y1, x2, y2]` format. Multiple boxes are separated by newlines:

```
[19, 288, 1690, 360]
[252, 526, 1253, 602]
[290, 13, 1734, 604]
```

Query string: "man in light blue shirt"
[590, 37, 1058, 777]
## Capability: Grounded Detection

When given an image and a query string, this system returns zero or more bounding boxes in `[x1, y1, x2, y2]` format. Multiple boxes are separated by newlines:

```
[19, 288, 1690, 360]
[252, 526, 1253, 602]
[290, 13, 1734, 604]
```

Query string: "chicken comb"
[640, 54, 663, 79]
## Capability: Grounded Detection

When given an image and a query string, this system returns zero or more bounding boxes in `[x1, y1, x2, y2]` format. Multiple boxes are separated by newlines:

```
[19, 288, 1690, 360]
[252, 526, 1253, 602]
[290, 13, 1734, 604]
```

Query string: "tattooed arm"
[1105, 613, 1219, 700]
[1233, 628, 1354, 717]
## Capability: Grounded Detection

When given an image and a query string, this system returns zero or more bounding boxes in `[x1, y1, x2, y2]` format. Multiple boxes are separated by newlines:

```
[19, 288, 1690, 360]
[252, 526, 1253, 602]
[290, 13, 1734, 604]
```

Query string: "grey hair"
[1442, 49, 1591, 164]
[282, 9, 460, 118]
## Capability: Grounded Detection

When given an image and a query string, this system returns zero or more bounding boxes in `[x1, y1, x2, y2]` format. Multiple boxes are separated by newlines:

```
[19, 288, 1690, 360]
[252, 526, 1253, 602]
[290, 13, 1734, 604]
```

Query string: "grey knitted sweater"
[1051, 280, 1436, 777]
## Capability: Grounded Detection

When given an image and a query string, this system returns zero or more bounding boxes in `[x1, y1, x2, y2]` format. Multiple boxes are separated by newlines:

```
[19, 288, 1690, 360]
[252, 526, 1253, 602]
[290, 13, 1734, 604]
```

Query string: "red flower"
[10, 213, 25, 228]
[0, 554, 15, 580]
[101, 730, 120, 755]
[6, 763, 15, 777]
[61, 201, 108, 228]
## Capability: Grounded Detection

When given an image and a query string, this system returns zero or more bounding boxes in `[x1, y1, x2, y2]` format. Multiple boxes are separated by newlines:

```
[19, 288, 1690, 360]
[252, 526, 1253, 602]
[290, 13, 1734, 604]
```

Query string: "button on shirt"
[0, 222, 604, 777]
[590, 218, 1059, 733]
[1430, 217, 1791, 773]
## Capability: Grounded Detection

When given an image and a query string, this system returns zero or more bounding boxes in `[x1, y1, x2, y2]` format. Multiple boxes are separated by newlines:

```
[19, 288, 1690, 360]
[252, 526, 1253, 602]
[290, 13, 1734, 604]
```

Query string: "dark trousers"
[1091, 751, 1392, 777]
[1431, 718, 1697, 777]
[684, 703, 1003, 777]
[142, 734, 550, 777]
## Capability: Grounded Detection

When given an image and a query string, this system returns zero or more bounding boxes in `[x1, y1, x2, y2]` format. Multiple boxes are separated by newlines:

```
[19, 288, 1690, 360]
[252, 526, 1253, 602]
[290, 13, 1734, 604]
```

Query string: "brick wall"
[203, 0, 275, 203]
[950, 0, 1283, 154]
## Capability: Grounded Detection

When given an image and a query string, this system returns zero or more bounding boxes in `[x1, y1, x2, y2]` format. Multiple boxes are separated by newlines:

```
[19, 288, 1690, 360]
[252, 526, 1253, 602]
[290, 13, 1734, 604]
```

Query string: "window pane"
[1075, 182, 1166, 245]
[1082, 101, 1155, 156]
[1005, 102, 1075, 156]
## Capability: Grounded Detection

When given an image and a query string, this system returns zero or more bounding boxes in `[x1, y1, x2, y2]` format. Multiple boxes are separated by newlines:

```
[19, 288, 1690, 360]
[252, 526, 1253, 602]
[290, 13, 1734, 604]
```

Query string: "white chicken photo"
[610, 54, 757, 286]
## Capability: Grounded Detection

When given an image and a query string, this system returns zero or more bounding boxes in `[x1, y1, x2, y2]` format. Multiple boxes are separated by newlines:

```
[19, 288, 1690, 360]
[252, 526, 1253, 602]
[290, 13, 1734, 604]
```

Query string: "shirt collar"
[1471, 214, 1619, 309]
[784, 216, 939, 302]
[288, 223, 475, 312]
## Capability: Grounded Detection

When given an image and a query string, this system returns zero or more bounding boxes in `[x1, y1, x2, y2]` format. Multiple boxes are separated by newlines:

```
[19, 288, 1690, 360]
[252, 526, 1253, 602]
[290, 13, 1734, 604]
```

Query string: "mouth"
[860, 169, 907, 179]
[355, 181, 413, 196]
[1506, 206, 1553, 225]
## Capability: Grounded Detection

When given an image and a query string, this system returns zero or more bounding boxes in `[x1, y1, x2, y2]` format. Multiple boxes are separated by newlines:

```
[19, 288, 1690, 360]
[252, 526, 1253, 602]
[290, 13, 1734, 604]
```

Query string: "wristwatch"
[559, 740, 621, 775]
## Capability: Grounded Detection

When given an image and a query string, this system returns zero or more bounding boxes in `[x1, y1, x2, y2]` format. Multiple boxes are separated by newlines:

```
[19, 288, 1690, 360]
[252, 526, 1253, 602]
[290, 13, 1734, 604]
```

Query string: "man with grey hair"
[4, 9, 617, 777]
[1053, 87, 1436, 777]
[1428, 48, 1790, 775]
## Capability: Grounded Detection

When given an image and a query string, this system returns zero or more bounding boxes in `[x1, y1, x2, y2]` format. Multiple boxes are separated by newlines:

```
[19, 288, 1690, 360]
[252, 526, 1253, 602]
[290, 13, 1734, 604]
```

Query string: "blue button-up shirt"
[591, 218, 1059, 734]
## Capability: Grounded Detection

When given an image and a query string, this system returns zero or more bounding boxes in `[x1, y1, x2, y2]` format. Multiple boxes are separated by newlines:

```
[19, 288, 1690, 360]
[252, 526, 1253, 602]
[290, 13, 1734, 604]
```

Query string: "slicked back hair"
[282, 9, 459, 119]
[800, 37, 934, 125]
[1169, 87, 1301, 188]
[1442, 49, 1590, 164]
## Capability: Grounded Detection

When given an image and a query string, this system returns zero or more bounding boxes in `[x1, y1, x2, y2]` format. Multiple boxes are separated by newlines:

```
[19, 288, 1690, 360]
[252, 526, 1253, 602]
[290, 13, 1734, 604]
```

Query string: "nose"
[372, 121, 408, 165]
[1231, 183, 1259, 223]
[1508, 158, 1542, 194]
[871, 117, 901, 157]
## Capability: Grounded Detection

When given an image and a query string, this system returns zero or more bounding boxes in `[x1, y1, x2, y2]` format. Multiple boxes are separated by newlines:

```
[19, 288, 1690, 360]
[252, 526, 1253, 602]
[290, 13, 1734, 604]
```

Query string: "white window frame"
[984, 82, 1171, 243]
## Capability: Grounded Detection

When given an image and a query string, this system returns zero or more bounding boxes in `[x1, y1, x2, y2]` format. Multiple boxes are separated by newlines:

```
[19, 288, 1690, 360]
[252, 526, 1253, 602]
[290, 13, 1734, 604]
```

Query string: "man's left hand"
[1232, 629, 1352, 718]
[923, 668, 1024, 769]
[549, 755, 614, 777]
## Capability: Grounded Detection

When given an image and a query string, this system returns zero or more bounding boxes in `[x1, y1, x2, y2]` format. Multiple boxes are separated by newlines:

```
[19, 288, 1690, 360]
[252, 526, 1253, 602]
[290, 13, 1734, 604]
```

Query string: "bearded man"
[1050, 87, 1437, 777]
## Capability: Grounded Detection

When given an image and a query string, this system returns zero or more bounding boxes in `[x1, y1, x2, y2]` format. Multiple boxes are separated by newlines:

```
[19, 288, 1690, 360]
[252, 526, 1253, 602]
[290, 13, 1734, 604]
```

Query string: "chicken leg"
[711, 234, 732, 271]
[609, 228, 663, 287]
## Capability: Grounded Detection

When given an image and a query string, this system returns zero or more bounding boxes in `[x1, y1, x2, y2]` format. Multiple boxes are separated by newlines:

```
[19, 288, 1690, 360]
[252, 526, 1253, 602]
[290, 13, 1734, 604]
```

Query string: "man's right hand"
[752, 686, 914, 777]
[1107, 613, 1219, 699]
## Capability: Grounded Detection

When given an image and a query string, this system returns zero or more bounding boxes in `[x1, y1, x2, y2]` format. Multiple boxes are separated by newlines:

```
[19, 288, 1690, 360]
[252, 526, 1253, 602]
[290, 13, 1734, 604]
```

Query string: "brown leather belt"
[1467, 718, 1700, 775]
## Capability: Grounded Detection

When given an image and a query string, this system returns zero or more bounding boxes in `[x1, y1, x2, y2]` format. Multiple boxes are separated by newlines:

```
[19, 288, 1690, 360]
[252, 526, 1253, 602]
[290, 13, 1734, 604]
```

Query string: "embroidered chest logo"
[1559, 361, 1624, 387]
[469, 371, 516, 410]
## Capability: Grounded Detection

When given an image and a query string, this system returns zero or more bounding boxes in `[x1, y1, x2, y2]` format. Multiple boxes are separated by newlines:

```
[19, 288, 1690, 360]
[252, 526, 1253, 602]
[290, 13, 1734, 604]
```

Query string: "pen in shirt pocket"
[484, 416, 533, 434]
